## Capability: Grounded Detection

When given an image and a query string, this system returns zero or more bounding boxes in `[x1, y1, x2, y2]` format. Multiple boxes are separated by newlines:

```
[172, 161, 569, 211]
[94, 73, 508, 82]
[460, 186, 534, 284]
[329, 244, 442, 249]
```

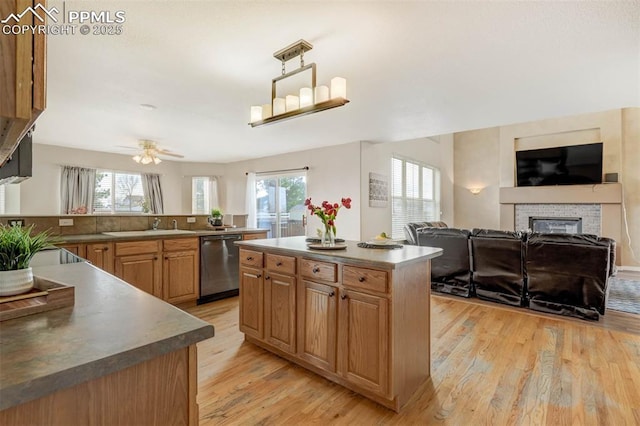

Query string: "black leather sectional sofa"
[404, 223, 615, 320]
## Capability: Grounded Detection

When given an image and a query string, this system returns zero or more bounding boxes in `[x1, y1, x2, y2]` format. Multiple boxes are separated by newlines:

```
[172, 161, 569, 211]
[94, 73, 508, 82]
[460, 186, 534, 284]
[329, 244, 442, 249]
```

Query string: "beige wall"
[453, 127, 500, 229]
[454, 108, 639, 267]
[359, 135, 454, 240]
[223, 142, 363, 241]
[18, 144, 225, 215]
[621, 108, 640, 266]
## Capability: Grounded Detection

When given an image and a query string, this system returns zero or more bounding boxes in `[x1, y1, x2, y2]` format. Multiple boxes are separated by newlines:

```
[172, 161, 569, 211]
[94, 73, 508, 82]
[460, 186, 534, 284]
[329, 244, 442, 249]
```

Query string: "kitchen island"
[235, 236, 442, 412]
[0, 249, 214, 425]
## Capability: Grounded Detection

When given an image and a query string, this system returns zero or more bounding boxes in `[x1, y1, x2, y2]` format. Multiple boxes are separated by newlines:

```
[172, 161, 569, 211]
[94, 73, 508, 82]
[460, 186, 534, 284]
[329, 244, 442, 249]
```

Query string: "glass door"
[256, 173, 307, 238]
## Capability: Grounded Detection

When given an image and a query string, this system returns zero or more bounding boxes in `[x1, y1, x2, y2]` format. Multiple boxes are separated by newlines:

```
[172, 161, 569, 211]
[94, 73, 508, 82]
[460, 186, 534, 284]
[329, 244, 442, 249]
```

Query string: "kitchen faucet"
[152, 217, 161, 230]
[172, 219, 178, 230]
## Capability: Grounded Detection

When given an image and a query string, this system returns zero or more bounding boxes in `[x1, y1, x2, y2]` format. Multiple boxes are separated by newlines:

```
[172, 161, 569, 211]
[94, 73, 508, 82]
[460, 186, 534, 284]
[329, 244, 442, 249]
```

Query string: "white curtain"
[60, 166, 96, 214]
[141, 173, 164, 214]
[209, 177, 219, 210]
[245, 172, 257, 228]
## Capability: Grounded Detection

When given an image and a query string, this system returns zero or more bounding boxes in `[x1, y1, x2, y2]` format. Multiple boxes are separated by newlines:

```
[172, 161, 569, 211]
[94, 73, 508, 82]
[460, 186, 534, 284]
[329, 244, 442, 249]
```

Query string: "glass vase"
[321, 222, 336, 247]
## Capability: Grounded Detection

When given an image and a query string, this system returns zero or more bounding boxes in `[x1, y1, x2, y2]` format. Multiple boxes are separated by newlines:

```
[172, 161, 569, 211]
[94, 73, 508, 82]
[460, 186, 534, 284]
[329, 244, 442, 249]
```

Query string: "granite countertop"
[59, 228, 269, 243]
[236, 236, 442, 269]
[0, 250, 215, 411]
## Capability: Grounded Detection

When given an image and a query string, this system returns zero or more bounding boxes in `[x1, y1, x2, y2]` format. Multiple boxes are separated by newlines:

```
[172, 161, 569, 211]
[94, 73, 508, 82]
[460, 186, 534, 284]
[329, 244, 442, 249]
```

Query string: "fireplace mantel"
[499, 183, 622, 205]
[499, 183, 622, 265]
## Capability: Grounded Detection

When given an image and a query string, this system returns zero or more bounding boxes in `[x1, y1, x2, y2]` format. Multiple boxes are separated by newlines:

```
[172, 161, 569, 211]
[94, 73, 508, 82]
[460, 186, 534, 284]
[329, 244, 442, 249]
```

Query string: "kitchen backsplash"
[0, 214, 249, 235]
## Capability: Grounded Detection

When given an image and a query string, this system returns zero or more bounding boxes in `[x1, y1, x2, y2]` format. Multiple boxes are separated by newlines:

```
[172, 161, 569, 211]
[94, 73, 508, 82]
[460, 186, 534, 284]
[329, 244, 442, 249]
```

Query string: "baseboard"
[619, 266, 640, 272]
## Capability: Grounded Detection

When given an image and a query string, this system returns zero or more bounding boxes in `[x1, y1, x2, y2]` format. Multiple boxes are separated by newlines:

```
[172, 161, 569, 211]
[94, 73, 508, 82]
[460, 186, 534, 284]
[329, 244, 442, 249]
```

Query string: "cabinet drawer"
[343, 266, 388, 293]
[265, 253, 296, 275]
[243, 232, 268, 240]
[240, 249, 263, 268]
[300, 259, 337, 283]
[163, 238, 199, 252]
[115, 240, 160, 256]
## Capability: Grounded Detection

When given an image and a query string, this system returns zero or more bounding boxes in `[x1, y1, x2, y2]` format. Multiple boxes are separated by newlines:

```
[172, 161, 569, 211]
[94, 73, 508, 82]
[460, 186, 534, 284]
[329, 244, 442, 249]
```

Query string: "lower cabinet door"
[338, 290, 389, 397]
[114, 253, 162, 298]
[86, 243, 114, 273]
[297, 280, 337, 372]
[239, 266, 264, 339]
[264, 272, 296, 353]
[163, 250, 199, 304]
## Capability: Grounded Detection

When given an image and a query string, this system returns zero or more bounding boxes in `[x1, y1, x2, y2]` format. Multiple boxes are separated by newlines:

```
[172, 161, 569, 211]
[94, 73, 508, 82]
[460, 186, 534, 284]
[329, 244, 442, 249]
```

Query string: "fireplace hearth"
[529, 217, 582, 234]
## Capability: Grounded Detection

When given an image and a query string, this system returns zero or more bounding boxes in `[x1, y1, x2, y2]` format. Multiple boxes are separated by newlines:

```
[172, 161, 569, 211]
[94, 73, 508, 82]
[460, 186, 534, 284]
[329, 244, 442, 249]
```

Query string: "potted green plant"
[0, 225, 56, 296]
[209, 208, 223, 227]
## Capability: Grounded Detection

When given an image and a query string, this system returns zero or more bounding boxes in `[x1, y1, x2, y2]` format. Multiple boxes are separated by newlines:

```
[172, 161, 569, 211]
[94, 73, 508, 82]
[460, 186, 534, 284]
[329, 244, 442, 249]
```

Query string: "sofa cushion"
[470, 229, 526, 306]
[403, 221, 448, 245]
[526, 232, 611, 318]
[417, 228, 472, 297]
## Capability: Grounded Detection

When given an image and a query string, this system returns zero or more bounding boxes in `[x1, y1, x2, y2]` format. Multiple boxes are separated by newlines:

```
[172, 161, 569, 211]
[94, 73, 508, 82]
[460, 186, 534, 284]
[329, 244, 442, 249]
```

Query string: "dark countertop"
[236, 236, 442, 269]
[59, 228, 269, 243]
[0, 249, 215, 411]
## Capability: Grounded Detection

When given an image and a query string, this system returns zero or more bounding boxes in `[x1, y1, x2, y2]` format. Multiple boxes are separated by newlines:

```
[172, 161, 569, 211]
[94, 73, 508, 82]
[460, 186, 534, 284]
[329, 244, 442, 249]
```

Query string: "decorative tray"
[307, 243, 348, 250]
[0, 276, 75, 322]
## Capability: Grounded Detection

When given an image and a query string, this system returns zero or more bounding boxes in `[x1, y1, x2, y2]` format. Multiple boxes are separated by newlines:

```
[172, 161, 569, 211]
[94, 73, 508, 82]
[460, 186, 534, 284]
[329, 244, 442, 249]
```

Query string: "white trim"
[619, 266, 640, 272]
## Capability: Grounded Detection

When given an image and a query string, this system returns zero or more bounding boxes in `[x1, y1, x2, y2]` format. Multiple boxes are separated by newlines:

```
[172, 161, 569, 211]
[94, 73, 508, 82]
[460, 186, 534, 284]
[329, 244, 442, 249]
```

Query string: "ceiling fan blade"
[116, 145, 139, 150]
[158, 151, 184, 158]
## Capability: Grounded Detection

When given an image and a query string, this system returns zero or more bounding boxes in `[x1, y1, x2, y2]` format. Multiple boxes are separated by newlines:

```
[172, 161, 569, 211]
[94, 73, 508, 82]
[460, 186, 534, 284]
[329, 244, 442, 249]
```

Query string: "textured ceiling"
[34, 0, 640, 163]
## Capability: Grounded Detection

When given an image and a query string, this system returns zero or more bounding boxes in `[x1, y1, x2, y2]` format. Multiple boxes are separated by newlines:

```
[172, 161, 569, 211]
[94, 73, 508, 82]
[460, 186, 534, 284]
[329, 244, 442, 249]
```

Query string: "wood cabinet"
[264, 272, 296, 353]
[236, 240, 435, 412]
[243, 232, 268, 240]
[239, 266, 264, 339]
[85, 242, 114, 274]
[114, 240, 161, 297]
[0, 0, 47, 163]
[112, 238, 199, 304]
[57, 243, 86, 259]
[298, 280, 337, 371]
[163, 244, 199, 304]
[337, 289, 389, 396]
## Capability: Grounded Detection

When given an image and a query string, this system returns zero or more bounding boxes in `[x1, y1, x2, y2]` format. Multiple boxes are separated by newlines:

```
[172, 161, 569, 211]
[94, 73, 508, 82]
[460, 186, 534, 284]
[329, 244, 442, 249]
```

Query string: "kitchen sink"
[102, 230, 197, 237]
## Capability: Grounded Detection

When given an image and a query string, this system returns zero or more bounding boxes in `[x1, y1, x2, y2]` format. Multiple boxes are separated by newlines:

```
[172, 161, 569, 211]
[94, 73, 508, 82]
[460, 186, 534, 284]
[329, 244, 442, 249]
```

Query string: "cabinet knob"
[155, 257, 159, 260]
[341, 294, 348, 300]
[358, 276, 366, 282]
[265, 275, 271, 280]
[104, 247, 109, 251]
[312, 267, 320, 273]
[256, 274, 262, 278]
[328, 291, 335, 297]
[276, 262, 283, 267]
[247, 256, 253, 261]
[164, 257, 167, 260]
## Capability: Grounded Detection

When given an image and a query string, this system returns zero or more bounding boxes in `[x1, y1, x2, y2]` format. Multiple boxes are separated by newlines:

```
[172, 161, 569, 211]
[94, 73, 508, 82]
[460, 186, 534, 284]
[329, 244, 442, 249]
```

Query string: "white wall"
[223, 142, 362, 240]
[18, 143, 224, 215]
[359, 135, 454, 239]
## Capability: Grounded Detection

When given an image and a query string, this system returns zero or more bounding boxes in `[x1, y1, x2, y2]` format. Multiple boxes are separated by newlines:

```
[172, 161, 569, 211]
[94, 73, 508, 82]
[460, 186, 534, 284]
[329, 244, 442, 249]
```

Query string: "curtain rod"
[246, 166, 309, 176]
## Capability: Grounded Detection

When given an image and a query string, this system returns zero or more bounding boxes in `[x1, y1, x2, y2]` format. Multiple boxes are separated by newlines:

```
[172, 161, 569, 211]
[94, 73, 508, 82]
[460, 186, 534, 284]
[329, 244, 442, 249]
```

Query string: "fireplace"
[529, 217, 582, 234]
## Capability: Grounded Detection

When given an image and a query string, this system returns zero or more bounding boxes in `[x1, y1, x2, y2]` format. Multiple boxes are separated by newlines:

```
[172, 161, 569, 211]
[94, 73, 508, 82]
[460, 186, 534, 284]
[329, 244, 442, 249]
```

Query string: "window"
[191, 177, 219, 214]
[0, 185, 5, 214]
[391, 156, 440, 239]
[94, 170, 145, 213]
[255, 173, 307, 238]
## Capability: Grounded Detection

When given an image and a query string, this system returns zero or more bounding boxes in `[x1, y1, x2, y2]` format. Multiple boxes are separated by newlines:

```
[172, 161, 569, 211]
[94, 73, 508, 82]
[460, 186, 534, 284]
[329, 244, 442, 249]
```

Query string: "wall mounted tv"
[516, 142, 603, 187]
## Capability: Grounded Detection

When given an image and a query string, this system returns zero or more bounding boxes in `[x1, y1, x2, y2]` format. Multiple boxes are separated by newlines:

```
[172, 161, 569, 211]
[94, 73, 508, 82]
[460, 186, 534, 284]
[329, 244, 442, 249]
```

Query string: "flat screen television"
[516, 142, 603, 187]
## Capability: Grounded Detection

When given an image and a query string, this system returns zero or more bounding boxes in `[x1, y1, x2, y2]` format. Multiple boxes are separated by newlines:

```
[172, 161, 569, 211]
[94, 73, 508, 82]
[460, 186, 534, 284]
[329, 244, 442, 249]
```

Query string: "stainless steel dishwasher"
[198, 234, 242, 304]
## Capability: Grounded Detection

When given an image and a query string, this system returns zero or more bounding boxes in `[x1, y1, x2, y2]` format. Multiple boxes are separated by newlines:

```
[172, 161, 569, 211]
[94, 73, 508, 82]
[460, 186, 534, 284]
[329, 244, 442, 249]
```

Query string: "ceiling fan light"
[132, 155, 142, 163]
[141, 155, 152, 165]
[153, 156, 162, 164]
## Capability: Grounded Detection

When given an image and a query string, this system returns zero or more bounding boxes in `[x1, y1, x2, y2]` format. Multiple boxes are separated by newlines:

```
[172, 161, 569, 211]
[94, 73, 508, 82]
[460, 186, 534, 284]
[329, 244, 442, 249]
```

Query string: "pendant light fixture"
[249, 40, 349, 127]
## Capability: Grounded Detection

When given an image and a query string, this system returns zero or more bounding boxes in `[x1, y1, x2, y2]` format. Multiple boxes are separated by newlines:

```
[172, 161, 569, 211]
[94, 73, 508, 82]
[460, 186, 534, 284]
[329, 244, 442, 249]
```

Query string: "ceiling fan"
[118, 140, 184, 164]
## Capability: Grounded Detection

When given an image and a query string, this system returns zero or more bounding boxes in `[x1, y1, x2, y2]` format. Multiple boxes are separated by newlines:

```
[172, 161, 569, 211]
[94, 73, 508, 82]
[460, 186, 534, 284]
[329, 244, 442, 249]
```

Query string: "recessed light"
[139, 104, 157, 110]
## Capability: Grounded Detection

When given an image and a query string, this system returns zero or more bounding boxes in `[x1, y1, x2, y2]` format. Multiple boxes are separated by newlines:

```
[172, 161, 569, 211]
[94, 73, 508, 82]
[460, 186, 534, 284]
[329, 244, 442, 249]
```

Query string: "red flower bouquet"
[305, 197, 352, 246]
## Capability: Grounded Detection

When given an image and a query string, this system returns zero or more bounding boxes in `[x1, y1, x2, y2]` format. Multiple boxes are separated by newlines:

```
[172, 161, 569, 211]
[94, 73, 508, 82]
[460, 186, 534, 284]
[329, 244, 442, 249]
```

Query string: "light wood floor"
[187, 292, 640, 425]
